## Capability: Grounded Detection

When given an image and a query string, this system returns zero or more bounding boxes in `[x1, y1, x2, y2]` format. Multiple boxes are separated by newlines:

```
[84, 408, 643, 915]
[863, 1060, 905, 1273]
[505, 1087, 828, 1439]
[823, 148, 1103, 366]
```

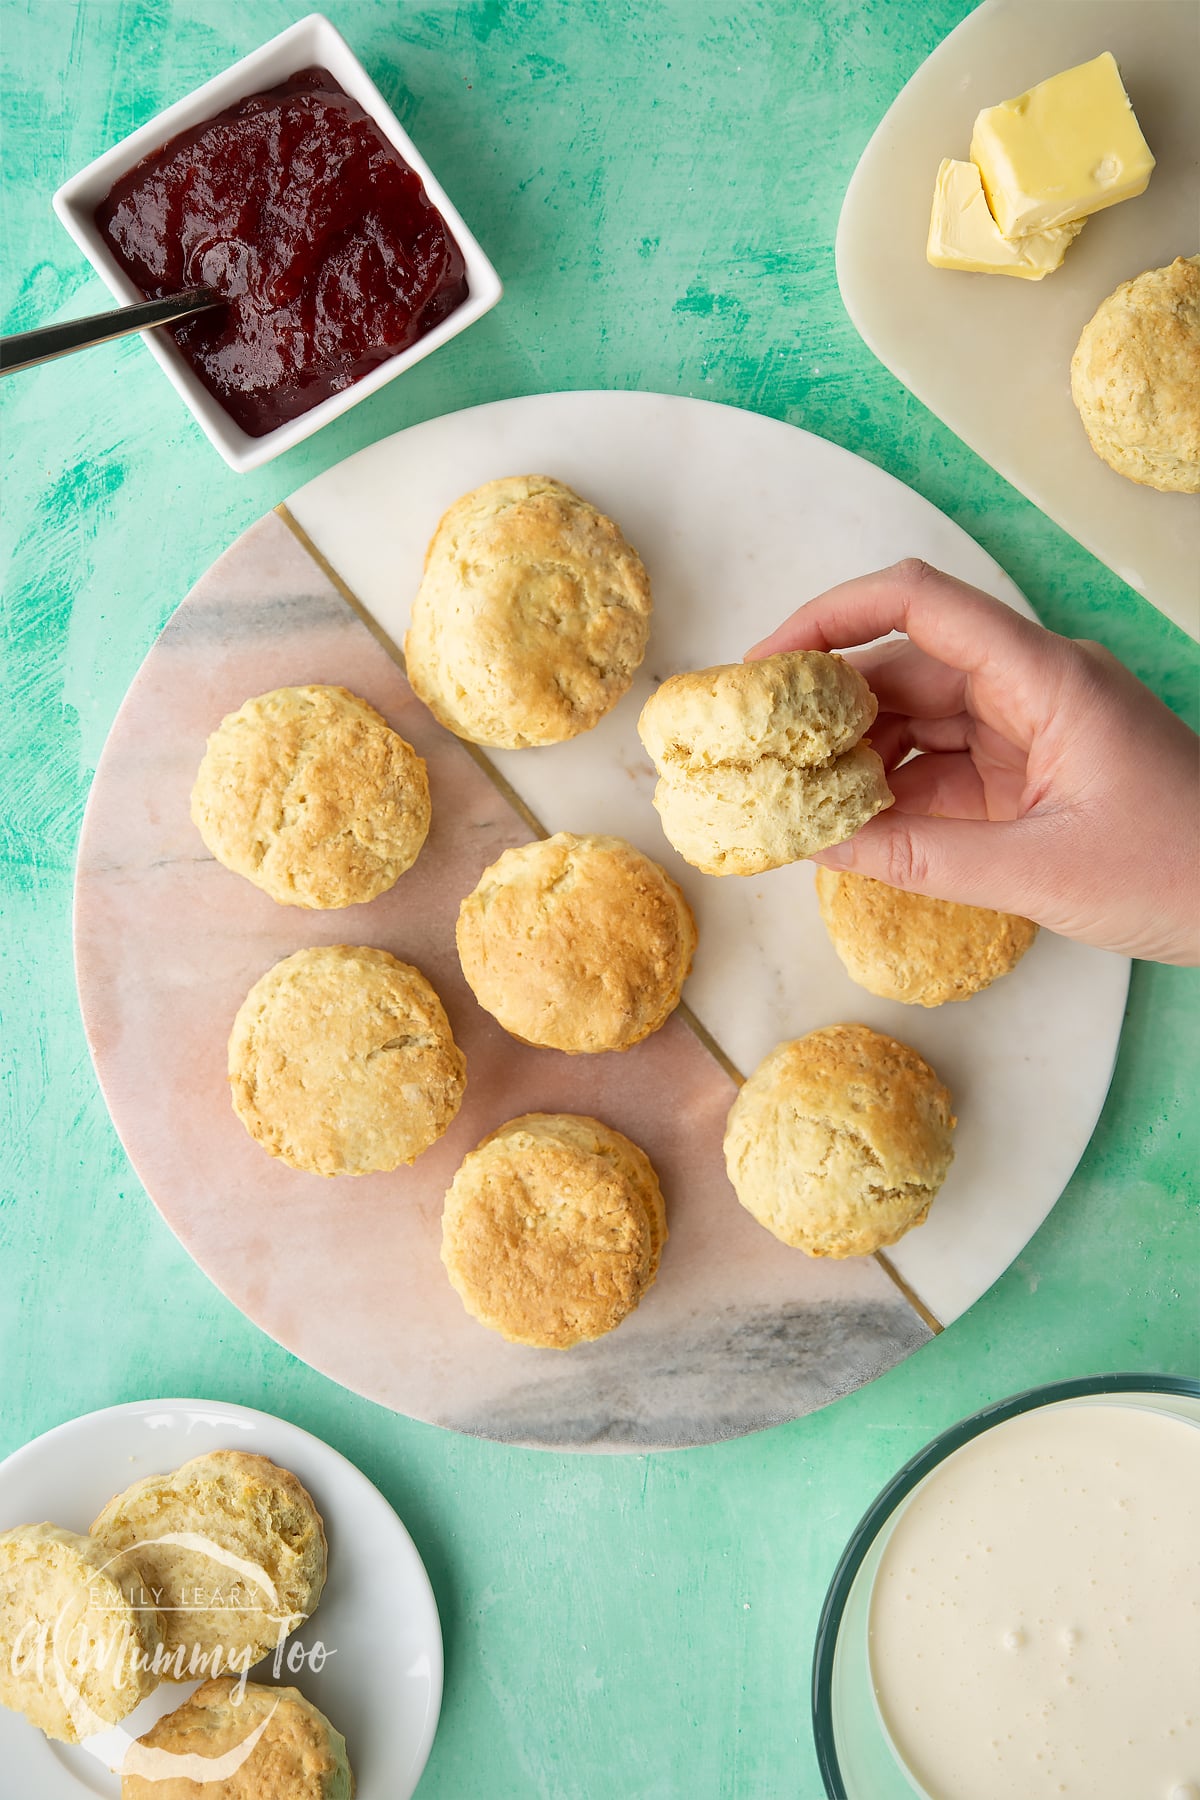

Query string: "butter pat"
[926, 158, 1085, 278]
[970, 51, 1154, 237]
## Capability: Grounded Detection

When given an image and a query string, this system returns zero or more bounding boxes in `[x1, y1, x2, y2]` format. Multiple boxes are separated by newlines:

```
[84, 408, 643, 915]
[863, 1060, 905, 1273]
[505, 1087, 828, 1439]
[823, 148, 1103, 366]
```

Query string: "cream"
[869, 1402, 1200, 1800]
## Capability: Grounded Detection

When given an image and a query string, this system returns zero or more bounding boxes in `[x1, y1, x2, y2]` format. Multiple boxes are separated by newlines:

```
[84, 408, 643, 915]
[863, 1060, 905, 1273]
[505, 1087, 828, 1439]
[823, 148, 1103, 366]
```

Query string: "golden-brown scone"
[638, 650, 879, 771]
[456, 832, 697, 1053]
[121, 1678, 353, 1799]
[1070, 255, 1200, 493]
[815, 868, 1038, 1006]
[0, 1523, 162, 1742]
[404, 475, 652, 747]
[91, 1451, 327, 1671]
[723, 1025, 955, 1257]
[228, 946, 466, 1175]
[637, 652, 892, 875]
[191, 685, 431, 908]
[441, 1113, 666, 1347]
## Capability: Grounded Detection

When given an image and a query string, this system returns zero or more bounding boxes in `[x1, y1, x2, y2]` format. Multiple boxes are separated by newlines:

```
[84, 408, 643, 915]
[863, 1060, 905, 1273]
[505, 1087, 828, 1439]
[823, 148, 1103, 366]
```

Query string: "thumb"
[811, 810, 1050, 919]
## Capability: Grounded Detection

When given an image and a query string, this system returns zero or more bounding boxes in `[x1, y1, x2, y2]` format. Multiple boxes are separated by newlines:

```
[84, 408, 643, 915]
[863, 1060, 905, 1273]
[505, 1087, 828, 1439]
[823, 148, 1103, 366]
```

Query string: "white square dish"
[52, 13, 502, 472]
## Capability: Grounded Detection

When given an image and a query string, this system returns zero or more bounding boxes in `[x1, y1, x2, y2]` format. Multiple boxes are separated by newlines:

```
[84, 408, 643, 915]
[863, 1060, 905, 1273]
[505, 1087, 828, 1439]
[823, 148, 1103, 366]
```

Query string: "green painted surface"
[1, 2, 1197, 1793]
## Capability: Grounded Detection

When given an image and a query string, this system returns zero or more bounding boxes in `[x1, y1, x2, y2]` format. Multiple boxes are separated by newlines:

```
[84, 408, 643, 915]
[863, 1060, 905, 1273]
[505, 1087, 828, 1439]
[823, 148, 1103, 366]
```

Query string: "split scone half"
[91, 1451, 327, 1671]
[638, 650, 891, 875]
[0, 1522, 162, 1741]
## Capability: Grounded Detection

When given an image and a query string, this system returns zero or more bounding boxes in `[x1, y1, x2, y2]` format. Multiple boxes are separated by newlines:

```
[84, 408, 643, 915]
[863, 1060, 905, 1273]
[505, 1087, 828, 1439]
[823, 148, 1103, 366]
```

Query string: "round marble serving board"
[74, 391, 1130, 1451]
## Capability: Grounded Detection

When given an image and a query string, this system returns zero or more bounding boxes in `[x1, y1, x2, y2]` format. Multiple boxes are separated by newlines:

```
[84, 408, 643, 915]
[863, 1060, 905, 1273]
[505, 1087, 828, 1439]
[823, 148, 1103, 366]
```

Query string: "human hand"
[747, 560, 1199, 965]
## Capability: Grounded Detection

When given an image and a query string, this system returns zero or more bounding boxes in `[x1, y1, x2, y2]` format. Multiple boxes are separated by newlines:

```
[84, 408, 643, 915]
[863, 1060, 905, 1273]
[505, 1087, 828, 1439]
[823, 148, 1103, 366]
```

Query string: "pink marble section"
[74, 512, 927, 1449]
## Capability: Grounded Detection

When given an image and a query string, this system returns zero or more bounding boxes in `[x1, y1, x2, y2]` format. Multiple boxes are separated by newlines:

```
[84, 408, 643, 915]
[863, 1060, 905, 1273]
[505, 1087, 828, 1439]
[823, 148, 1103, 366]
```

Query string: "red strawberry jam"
[95, 67, 468, 436]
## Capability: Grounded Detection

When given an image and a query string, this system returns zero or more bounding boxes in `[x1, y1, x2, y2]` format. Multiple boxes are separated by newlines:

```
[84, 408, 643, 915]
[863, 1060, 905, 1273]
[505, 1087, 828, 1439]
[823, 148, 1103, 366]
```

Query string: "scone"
[0, 1523, 162, 1742]
[1070, 255, 1200, 492]
[404, 475, 653, 746]
[723, 1025, 955, 1257]
[637, 652, 892, 875]
[456, 832, 697, 1053]
[121, 1678, 353, 1799]
[191, 684, 431, 908]
[228, 945, 466, 1175]
[815, 868, 1038, 1006]
[441, 1113, 667, 1347]
[91, 1451, 326, 1669]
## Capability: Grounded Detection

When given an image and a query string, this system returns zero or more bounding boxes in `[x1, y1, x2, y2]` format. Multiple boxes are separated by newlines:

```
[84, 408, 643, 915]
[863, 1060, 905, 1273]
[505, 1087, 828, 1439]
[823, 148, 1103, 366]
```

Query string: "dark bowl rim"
[810, 1371, 1200, 1800]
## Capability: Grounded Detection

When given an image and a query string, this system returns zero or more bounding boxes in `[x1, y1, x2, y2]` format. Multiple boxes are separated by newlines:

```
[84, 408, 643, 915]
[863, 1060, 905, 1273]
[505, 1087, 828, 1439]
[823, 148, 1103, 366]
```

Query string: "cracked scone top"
[0, 1523, 162, 1742]
[404, 474, 653, 747]
[637, 651, 892, 874]
[91, 1450, 327, 1667]
[228, 945, 466, 1175]
[191, 684, 431, 908]
[456, 832, 697, 1053]
[441, 1113, 667, 1347]
[723, 1024, 955, 1257]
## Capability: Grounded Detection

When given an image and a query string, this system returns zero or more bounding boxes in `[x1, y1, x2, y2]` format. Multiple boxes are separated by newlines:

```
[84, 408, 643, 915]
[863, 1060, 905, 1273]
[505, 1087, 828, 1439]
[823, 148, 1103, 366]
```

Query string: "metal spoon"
[0, 287, 224, 376]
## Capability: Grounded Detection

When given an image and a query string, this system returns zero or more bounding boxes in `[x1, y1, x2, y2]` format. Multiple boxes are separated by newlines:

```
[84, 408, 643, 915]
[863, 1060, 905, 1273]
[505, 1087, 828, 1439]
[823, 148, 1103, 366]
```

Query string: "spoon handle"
[0, 287, 223, 376]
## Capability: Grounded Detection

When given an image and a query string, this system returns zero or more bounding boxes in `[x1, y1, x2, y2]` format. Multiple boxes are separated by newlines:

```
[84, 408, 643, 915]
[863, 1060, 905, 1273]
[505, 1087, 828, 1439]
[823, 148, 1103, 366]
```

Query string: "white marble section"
[288, 391, 1131, 1325]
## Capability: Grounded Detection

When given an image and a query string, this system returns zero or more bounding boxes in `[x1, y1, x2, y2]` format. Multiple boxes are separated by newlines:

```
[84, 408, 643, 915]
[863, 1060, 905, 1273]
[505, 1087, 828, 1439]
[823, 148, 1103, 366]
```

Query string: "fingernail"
[811, 843, 851, 870]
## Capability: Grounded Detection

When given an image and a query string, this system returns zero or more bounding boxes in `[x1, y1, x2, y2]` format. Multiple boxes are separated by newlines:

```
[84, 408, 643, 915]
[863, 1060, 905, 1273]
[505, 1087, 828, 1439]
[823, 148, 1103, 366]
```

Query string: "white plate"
[0, 1399, 442, 1798]
[836, 0, 1200, 639]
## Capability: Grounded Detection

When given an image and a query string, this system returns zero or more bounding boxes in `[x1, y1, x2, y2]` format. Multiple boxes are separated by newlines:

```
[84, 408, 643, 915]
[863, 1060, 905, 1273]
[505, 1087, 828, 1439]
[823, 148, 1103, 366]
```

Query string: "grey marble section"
[445, 1299, 933, 1450]
[156, 581, 355, 644]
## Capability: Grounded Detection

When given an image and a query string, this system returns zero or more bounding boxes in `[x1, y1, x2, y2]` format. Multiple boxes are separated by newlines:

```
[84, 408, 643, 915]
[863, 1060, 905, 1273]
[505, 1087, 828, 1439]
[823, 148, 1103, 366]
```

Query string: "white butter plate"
[0, 1399, 442, 1799]
[837, 0, 1200, 638]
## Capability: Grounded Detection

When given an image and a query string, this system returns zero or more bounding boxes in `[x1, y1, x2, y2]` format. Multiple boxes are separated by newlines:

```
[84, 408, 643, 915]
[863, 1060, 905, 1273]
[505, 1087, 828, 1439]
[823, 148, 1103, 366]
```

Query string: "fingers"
[886, 753, 989, 819]
[746, 559, 1048, 687]
[846, 638, 968, 720]
[868, 710, 976, 769]
[810, 807, 1051, 918]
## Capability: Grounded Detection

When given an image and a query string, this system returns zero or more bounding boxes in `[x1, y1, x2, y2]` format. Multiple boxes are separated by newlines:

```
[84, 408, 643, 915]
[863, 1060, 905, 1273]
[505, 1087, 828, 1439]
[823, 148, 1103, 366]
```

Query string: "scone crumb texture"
[0, 1522, 162, 1742]
[91, 1449, 327, 1669]
[638, 652, 891, 875]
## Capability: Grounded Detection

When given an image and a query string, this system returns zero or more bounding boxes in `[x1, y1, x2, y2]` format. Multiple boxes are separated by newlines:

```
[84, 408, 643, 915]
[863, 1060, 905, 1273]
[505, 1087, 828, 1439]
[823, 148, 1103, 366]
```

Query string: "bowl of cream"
[812, 1374, 1200, 1800]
